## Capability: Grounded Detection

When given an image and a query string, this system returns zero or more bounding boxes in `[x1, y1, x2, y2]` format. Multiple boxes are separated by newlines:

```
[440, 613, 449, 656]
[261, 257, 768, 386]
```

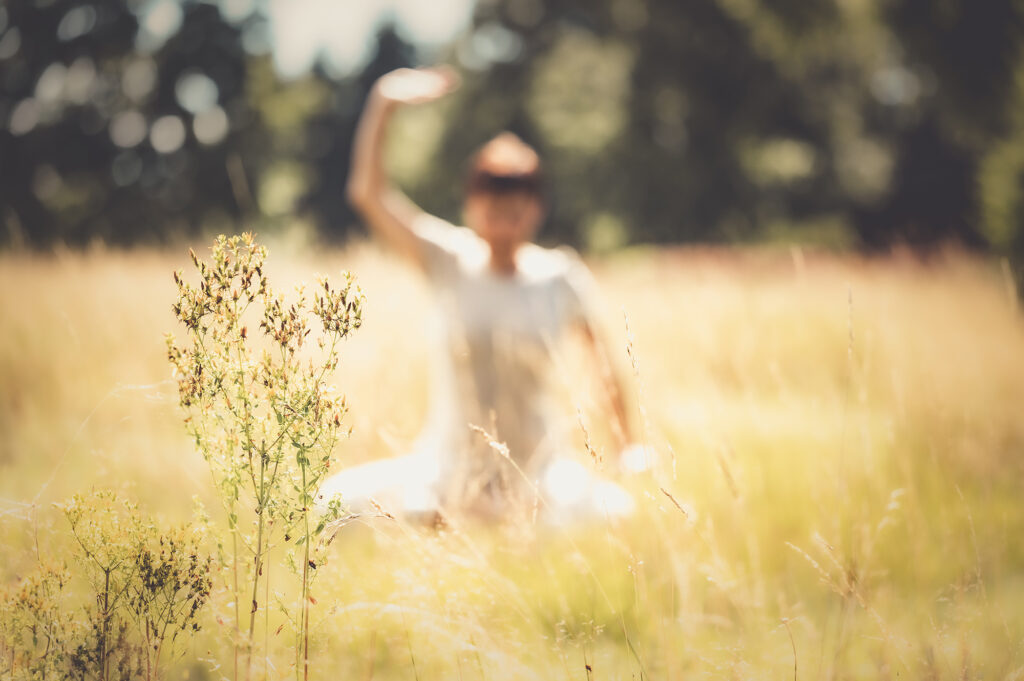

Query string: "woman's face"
[464, 192, 544, 252]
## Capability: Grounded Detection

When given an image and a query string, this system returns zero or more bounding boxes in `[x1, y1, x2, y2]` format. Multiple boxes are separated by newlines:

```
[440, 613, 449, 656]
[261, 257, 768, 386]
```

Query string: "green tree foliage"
[410, 0, 879, 246]
[0, 1, 252, 246]
[885, 0, 1024, 276]
[410, 0, 1024, 264]
[4, 0, 1024, 269]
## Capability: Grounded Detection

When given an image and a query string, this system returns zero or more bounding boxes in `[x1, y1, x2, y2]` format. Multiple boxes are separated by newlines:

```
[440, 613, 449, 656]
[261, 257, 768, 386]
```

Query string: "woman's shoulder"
[412, 215, 488, 276]
[413, 215, 484, 255]
[520, 243, 600, 323]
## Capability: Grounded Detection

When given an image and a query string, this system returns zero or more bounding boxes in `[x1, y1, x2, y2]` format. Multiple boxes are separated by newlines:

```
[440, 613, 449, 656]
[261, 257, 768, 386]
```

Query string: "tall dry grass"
[2, 241, 1023, 680]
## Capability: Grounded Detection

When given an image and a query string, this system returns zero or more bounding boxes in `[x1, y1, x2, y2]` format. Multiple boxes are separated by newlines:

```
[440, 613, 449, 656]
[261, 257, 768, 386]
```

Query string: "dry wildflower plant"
[0, 490, 213, 681]
[165, 233, 363, 681]
[0, 562, 73, 680]
[62, 491, 213, 681]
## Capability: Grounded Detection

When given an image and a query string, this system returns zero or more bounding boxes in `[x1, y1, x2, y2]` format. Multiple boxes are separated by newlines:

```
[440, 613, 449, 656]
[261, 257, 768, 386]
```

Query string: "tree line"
[2, 0, 1024, 272]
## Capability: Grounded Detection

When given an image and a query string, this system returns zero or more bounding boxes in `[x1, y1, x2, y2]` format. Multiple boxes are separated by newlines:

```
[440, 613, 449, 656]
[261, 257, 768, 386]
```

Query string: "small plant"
[128, 525, 215, 680]
[63, 490, 213, 681]
[0, 491, 213, 681]
[166, 233, 363, 680]
[0, 562, 73, 680]
[62, 490, 148, 681]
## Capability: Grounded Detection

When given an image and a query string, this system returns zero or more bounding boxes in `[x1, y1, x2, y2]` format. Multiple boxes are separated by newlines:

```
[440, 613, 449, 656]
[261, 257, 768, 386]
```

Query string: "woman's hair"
[465, 132, 543, 198]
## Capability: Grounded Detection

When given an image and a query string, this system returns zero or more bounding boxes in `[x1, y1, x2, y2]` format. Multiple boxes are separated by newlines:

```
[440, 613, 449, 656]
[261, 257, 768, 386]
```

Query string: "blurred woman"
[324, 67, 639, 521]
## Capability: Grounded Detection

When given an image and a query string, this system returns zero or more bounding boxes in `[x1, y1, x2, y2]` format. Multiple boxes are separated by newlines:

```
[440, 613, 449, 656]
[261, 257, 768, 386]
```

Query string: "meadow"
[2, 239, 1023, 680]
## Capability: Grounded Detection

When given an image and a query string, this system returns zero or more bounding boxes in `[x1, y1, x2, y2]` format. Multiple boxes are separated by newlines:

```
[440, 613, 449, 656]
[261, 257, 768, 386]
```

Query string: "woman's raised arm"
[346, 67, 460, 271]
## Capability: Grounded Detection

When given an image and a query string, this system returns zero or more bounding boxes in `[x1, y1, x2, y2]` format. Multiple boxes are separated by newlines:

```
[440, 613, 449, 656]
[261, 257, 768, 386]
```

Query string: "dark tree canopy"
[3, 0, 1024, 274]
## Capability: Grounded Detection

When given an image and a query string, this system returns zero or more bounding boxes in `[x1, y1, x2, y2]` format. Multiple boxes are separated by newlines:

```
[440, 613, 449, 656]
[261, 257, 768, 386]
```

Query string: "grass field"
[2, 240, 1023, 680]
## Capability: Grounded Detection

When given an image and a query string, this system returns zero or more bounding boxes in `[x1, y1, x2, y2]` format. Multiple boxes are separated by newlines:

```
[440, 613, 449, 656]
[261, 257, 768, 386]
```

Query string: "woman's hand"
[618, 443, 657, 474]
[374, 66, 460, 106]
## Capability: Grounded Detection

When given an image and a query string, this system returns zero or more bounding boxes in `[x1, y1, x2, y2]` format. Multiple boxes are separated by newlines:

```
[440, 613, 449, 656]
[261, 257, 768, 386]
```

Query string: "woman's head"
[464, 133, 545, 253]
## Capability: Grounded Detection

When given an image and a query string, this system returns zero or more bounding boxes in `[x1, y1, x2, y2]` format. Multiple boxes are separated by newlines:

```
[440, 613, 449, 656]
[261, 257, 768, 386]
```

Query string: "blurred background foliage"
[3, 0, 1024, 273]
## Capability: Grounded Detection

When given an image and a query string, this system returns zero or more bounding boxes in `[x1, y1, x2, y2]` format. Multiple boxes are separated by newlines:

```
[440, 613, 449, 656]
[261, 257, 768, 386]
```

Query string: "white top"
[319, 216, 636, 520]
[411, 215, 598, 509]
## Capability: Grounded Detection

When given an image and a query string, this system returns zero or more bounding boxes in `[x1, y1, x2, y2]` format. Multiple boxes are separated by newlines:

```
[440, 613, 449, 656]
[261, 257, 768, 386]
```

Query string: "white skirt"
[318, 449, 635, 523]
